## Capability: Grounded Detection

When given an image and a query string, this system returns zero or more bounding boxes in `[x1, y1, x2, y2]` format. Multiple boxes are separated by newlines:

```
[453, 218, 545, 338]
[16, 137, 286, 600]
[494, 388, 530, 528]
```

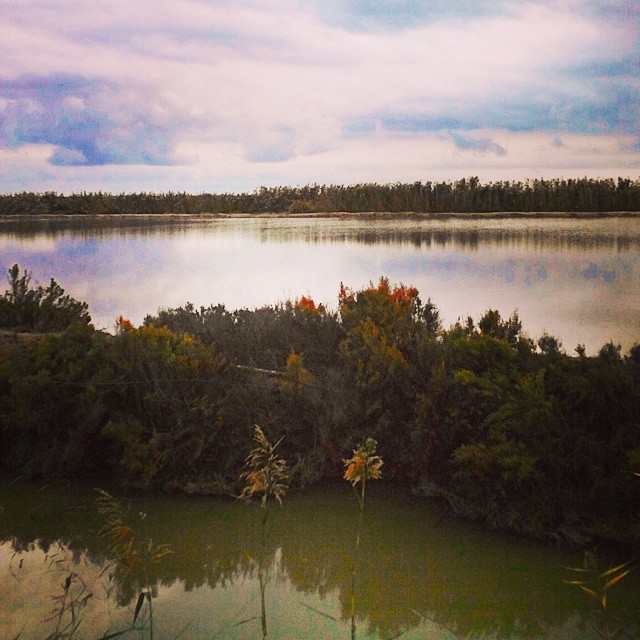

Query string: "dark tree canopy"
[1, 177, 639, 215]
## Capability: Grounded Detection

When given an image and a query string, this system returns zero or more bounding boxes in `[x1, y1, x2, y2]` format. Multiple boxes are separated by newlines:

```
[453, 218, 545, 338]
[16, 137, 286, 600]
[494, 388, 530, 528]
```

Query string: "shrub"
[0, 264, 91, 332]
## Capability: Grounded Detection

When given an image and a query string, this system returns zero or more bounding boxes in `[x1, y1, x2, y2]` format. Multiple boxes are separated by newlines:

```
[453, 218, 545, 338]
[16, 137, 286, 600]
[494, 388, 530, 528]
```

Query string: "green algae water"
[1, 482, 639, 639]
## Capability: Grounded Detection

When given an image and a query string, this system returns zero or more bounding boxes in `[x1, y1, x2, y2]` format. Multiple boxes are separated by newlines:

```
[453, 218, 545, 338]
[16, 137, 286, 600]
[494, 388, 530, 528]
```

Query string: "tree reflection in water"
[1, 482, 639, 639]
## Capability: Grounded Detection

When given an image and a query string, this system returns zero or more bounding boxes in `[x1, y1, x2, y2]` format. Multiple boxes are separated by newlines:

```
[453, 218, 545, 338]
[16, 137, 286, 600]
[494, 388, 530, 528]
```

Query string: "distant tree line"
[1, 177, 640, 215]
[1, 267, 640, 546]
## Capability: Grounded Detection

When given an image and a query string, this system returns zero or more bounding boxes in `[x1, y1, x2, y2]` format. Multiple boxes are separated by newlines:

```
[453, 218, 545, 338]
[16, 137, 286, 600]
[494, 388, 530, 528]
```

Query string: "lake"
[2, 214, 640, 639]
[0, 214, 639, 353]
[2, 481, 639, 640]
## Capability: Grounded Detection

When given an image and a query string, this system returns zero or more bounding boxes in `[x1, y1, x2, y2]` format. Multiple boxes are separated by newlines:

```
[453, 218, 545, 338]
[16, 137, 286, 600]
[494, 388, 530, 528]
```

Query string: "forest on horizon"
[1, 176, 640, 215]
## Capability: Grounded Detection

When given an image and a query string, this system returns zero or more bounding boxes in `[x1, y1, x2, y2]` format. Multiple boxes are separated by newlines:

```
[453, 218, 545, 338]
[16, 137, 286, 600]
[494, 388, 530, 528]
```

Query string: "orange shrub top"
[117, 316, 135, 332]
[338, 278, 419, 337]
[294, 295, 325, 315]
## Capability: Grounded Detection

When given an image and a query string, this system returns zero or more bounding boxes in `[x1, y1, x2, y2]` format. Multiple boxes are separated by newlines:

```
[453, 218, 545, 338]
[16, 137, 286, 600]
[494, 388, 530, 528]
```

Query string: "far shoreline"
[1, 210, 640, 221]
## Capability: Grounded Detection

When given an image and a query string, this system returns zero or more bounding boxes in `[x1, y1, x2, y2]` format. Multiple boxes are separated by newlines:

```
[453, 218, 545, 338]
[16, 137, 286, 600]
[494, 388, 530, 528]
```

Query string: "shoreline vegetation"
[1, 265, 639, 550]
[2, 210, 640, 221]
[1, 177, 640, 217]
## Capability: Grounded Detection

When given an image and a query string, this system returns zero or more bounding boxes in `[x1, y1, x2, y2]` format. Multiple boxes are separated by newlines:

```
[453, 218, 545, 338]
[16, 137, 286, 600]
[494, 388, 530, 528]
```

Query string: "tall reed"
[96, 489, 171, 640]
[239, 425, 290, 639]
[344, 437, 383, 640]
[42, 546, 92, 640]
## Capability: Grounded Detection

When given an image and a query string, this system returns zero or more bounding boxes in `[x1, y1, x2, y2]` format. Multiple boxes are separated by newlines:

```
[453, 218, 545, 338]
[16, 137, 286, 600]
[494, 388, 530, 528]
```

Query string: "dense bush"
[0, 264, 91, 332]
[1, 274, 639, 544]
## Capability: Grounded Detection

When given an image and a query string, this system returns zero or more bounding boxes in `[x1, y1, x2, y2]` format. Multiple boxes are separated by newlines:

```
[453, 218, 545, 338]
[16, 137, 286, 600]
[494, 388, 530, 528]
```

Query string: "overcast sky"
[0, 0, 638, 193]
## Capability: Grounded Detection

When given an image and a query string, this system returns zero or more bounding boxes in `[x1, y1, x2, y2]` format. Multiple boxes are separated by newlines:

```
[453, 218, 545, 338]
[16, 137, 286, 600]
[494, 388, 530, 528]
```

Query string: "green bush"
[1, 276, 639, 544]
[0, 264, 91, 332]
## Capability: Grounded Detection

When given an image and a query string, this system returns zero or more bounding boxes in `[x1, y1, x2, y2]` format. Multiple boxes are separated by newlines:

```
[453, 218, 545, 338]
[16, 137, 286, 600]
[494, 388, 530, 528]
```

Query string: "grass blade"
[300, 602, 339, 623]
[577, 585, 599, 600]
[210, 616, 259, 639]
[604, 568, 634, 590]
[132, 591, 146, 626]
[600, 559, 635, 578]
[227, 616, 259, 629]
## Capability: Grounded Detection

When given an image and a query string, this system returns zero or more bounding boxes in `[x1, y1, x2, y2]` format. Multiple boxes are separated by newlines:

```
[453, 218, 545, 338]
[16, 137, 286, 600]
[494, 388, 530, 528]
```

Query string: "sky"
[0, 0, 638, 194]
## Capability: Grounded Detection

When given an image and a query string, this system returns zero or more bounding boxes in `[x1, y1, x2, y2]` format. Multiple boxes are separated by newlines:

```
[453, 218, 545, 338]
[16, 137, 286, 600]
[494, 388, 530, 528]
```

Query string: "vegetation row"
[2, 177, 640, 215]
[1, 266, 640, 547]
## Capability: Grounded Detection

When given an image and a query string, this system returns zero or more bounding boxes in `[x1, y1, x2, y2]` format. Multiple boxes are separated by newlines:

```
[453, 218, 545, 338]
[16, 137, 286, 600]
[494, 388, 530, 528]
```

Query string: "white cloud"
[62, 96, 85, 111]
[1, 131, 637, 194]
[0, 0, 638, 188]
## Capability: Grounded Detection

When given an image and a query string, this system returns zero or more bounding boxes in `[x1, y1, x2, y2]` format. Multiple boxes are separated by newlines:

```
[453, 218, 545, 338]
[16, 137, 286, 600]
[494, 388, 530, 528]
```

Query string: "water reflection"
[252, 218, 640, 253]
[0, 215, 200, 240]
[2, 216, 640, 252]
[1, 483, 638, 639]
[0, 216, 639, 352]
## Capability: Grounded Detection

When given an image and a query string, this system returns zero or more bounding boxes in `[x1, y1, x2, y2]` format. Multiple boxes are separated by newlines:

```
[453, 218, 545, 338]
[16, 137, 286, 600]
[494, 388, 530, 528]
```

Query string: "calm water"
[2, 482, 639, 640]
[1, 215, 639, 352]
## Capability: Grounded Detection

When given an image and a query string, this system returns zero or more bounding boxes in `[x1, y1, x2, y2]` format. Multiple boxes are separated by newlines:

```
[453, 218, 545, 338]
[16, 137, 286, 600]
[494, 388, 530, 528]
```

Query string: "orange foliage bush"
[294, 295, 325, 315]
[338, 277, 419, 340]
[117, 315, 135, 332]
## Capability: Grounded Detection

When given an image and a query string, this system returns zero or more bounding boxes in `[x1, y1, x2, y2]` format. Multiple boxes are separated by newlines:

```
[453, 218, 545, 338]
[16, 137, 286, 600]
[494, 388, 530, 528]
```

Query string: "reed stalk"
[239, 425, 290, 639]
[343, 438, 383, 640]
[96, 489, 171, 640]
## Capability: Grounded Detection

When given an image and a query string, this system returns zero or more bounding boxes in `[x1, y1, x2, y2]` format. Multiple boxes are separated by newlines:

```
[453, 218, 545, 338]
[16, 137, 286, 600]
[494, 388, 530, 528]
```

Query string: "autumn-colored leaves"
[343, 437, 383, 486]
[239, 426, 290, 507]
[294, 295, 325, 315]
[339, 277, 419, 337]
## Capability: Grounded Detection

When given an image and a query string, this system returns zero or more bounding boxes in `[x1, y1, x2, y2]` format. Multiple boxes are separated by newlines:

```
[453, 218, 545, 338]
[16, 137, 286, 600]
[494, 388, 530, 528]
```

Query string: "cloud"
[579, 262, 617, 282]
[0, 0, 638, 187]
[450, 133, 507, 156]
[299, 0, 512, 32]
[0, 75, 183, 165]
[1, 130, 637, 196]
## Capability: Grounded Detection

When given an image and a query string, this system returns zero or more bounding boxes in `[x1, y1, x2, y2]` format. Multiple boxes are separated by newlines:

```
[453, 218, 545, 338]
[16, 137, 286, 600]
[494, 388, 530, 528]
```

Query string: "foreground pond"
[0, 215, 639, 353]
[1, 482, 639, 639]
